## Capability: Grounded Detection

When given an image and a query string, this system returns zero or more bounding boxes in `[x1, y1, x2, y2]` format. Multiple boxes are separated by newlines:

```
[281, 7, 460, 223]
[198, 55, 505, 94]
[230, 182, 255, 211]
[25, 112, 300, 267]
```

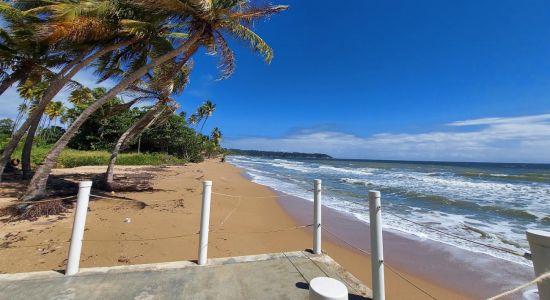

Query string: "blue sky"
[184, 0, 550, 162]
[2, 0, 550, 162]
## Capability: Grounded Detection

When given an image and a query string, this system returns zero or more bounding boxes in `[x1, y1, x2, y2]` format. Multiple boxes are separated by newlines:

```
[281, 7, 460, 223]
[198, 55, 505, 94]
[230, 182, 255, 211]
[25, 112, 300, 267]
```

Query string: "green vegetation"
[0, 0, 287, 200]
[10, 145, 184, 168]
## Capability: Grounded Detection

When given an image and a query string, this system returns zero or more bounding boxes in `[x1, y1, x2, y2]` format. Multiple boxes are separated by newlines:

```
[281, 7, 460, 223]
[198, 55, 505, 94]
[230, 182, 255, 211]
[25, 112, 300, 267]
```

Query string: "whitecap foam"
[226, 155, 542, 265]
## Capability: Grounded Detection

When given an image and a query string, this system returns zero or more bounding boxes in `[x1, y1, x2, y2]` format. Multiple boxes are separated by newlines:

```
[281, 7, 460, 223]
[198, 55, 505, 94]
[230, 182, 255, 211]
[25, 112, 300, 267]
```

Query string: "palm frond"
[230, 5, 288, 22]
[170, 60, 192, 94]
[221, 20, 273, 63]
[213, 30, 235, 79]
[130, 0, 194, 14]
[36, 17, 114, 43]
[24, 1, 111, 22]
[119, 19, 155, 39]
[0, 2, 28, 24]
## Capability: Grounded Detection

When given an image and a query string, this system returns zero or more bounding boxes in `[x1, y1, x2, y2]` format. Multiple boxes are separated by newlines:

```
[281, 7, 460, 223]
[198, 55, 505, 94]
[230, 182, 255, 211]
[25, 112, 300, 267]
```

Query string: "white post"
[526, 230, 550, 300]
[66, 181, 92, 276]
[369, 190, 385, 300]
[313, 179, 322, 255]
[198, 180, 212, 266]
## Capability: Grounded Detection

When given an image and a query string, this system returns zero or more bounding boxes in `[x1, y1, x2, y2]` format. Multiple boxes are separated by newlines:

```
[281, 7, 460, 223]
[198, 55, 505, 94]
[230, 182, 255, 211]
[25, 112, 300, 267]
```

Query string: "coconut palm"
[211, 127, 222, 146]
[104, 102, 175, 190]
[0, 4, 67, 96]
[22, 1, 287, 200]
[198, 100, 216, 133]
[0, 0, 156, 180]
[44, 101, 65, 128]
[104, 58, 192, 189]
[12, 102, 29, 135]
[18, 87, 66, 178]
[188, 114, 198, 126]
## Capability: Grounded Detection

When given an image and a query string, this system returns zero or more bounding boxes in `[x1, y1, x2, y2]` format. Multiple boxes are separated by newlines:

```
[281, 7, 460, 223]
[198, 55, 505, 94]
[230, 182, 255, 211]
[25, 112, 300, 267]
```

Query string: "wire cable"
[322, 226, 439, 300]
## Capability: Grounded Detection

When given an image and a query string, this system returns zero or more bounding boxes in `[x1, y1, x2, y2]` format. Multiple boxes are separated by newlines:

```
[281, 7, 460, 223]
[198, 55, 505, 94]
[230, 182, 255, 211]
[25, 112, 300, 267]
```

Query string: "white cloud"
[225, 113, 550, 163]
[0, 68, 117, 119]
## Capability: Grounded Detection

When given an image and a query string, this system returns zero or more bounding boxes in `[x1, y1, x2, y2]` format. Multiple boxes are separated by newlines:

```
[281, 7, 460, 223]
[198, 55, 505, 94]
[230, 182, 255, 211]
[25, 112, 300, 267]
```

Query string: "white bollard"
[66, 181, 92, 276]
[313, 179, 322, 255]
[198, 180, 212, 265]
[369, 190, 385, 300]
[526, 230, 550, 300]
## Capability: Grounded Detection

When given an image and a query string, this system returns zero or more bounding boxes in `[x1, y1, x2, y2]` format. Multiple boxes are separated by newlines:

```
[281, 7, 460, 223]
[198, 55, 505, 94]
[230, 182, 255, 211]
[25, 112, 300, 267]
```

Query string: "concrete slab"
[0, 251, 372, 299]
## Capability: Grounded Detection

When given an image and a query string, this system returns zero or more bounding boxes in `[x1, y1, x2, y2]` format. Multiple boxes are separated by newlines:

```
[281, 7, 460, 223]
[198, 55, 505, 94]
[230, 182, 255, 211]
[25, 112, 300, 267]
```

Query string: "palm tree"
[105, 58, 192, 189]
[68, 88, 96, 109]
[0, 4, 67, 96]
[0, 1, 150, 180]
[104, 102, 174, 190]
[211, 127, 222, 146]
[188, 114, 198, 126]
[15, 78, 49, 179]
[44, 101, 65, 128]
[198, 100, 216, 133]
[22, 1, 288, 200]
[12, 102, 29, 135]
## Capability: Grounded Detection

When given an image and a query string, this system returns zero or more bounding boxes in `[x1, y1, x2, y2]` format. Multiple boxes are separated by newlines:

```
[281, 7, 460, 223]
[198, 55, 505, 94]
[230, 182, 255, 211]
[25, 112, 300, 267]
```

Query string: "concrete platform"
[0, 251, 372, 299]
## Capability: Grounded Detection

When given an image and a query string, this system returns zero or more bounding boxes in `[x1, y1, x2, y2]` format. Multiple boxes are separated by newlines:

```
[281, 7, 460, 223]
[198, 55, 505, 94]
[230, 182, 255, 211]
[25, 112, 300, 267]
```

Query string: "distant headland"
[227, 149, 333, 160]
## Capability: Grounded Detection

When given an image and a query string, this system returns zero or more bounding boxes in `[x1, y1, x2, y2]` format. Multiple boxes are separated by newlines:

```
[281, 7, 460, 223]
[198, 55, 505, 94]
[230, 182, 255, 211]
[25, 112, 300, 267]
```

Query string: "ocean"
[227, 155, 550, 265]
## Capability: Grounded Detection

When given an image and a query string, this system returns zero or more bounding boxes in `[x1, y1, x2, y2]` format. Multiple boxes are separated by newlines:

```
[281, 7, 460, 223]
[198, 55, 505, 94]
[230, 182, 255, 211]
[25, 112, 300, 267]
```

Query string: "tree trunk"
[0, 40, 136, 181]
[200, 118, 208, 133]
[21, 116, 41, 179]
[105, 104, 166, 190]
[12, 109, 25, 136]
[0, 72, 21, 96]
[22, 27, 204, 200]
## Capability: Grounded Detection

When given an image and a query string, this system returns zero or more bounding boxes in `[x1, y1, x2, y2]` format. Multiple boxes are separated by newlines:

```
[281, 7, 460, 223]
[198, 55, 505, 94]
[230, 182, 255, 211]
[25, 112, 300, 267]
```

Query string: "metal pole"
[369, 190, 385, 300]
[313, 179, 322, 255]
[198, 180, 212, 265]
[66, 181, 92, 276]
[527, 230, 550, 300]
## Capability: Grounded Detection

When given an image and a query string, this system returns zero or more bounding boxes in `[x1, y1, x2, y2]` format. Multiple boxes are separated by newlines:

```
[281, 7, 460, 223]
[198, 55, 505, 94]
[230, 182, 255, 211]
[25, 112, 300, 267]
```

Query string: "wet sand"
[0, 160, 508, 299]
[277, 193, 533, 299]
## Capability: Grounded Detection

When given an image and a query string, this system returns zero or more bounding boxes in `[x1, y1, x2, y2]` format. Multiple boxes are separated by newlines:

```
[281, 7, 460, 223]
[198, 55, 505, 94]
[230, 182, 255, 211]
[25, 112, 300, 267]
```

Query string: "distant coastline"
[228, 149, 332, 159]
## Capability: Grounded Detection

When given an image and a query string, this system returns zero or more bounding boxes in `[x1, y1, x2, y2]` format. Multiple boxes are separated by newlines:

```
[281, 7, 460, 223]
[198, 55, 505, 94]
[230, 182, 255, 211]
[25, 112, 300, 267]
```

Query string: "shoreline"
[275, 191, 533, 299]
[236, 161, 534, 299]
[0, 161, 528, 299]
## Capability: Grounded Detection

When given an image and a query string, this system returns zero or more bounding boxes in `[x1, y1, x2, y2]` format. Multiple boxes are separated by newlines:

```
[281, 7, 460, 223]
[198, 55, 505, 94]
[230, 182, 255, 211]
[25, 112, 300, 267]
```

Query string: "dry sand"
[0, 160, 468, 299]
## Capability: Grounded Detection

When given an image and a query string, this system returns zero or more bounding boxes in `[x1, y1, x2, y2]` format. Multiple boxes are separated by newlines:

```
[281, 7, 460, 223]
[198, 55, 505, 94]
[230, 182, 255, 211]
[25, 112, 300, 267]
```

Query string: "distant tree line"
[0, 96, 224, 164]
[228, 149, 333, 160]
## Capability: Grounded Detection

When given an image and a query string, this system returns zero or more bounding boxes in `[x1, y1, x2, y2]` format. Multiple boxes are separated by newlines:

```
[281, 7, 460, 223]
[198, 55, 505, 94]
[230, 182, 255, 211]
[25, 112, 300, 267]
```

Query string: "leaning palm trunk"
[22, 27, 204, 200]
[199, 117, 209, 133]
[0, 71, 24, 96]
[21, 116, 41, 179]
[105, 104, 167, 190]
[0, 40, 136, 181]
[12, 109, 26, 136]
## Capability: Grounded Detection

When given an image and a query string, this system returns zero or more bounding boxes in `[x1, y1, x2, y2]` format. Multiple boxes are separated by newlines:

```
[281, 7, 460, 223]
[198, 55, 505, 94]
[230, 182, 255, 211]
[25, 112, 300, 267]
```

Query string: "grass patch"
[58, 150, 186, 168]
[9, 145, 186, 168]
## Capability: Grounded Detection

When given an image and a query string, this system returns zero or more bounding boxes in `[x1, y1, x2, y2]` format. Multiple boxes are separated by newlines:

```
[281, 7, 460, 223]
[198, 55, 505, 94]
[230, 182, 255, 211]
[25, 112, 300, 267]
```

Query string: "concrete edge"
[0, 251, 306, 281]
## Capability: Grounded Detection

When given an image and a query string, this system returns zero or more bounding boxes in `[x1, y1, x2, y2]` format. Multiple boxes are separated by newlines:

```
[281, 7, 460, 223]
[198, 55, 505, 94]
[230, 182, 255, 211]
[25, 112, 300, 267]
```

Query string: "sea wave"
[458, 171, 550, 183]
[318, 165, 376, 176]
[339, 178, 369, 185]
[227, 155, 542, 265]
[400, 190, 540, 220]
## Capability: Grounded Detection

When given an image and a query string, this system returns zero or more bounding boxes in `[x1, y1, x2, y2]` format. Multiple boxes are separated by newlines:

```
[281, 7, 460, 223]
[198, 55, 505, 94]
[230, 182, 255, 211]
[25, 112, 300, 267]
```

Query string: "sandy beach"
[0, 160, 500, 299]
